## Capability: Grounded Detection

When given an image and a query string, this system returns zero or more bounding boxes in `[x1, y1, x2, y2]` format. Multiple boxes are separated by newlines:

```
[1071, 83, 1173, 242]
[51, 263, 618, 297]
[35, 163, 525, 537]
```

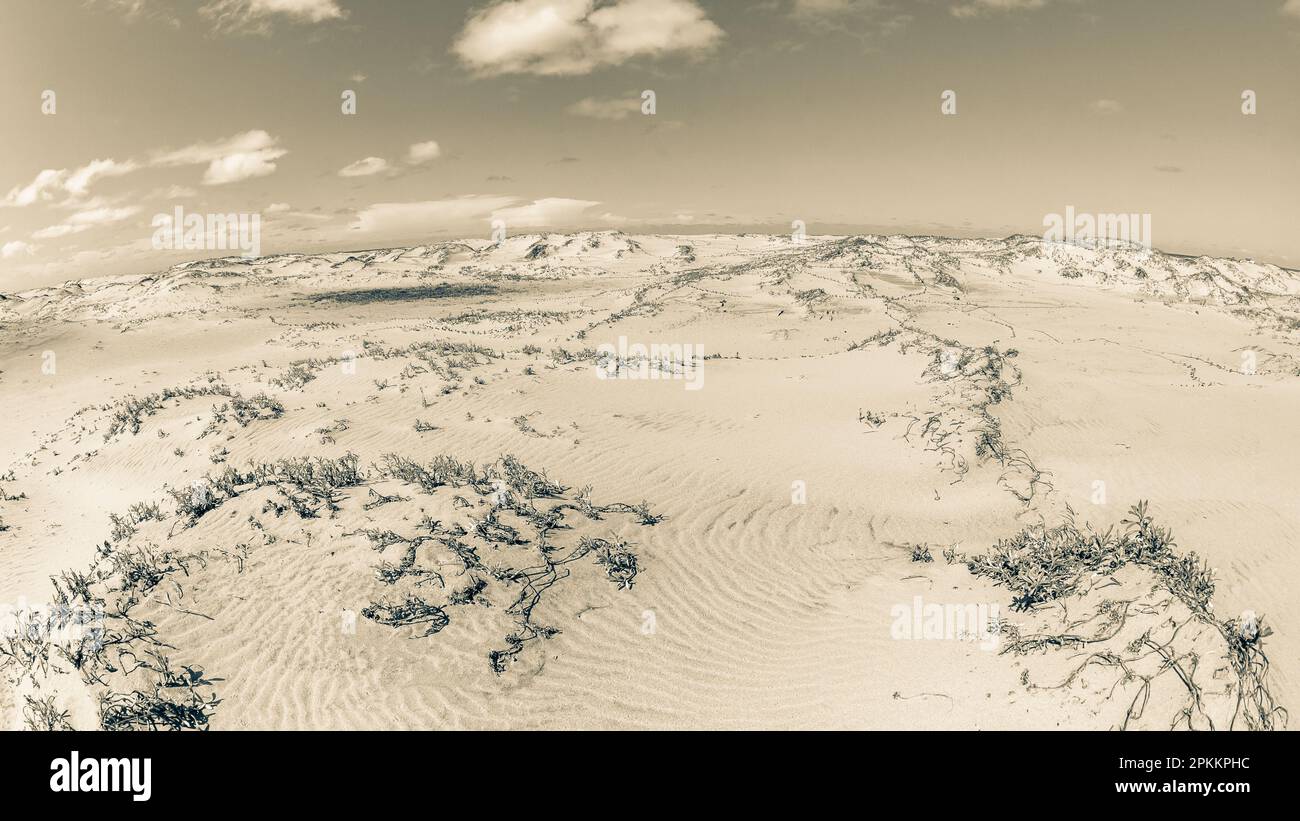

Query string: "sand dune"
[1, 232, 1294, 730]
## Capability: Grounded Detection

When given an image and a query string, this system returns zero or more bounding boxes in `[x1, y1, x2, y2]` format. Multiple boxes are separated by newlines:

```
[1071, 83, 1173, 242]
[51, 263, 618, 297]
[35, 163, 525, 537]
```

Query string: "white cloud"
[3, 159, 139, 208]
[31, 206, 140, 241]
[565, 96, 641, 120]
[2, 169, 68, 208]
[266, 202, 292, 213]
[406, 141, 442, 164]
[64, 159, 138, 197]
[1283, 0, 1300, 18]
[338, 156, 391, 177]
[32, 224, 90, 240]
[453, 0, 723, 76]
[203, 153, 283, 184]
[67, 206, 141, 226]
[355, 195, 603, 235]
[788, 0, 912, 37]
[151, 185, 199, 199]
[352, 195, 518, 234]
[152, 130, 287, 185]
[2, 240, 36, 258]
[199, 0, 346, 33]
[1089, 98, 1123, 115]
[2, 131, 284, 216]
[793, 0, 857, 13]
[491, 197, 601, 228]
[90, 0, 182, 25]
[951, 0, 1046, 17]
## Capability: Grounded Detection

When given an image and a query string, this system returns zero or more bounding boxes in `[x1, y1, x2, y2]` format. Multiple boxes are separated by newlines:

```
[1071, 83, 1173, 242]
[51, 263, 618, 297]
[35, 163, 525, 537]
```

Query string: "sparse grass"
[99, 687, 216, 731]
[585, 536, 640, 589]
[2, 505, 221, 730]
[511, 414, 539, 436]
[859, 409, 885, 428]
[108, 513, 136, 543]
[365, 452, 656, 673]
[270, 359, 332, 391]
[968, 502, 1286, 731]
[361, 597, 450, 636]
[849, 329, 900, 350]
[127, 501, 164, 523]
[205, 392, 284, 434]
[169, 454, 366, 527]
[103, 382, 231, 442]
[23, 695, 74, 731]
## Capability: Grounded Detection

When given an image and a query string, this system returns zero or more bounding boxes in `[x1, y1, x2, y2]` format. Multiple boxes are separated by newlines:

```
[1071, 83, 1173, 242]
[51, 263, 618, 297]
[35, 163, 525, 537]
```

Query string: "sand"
[0, 232, 1294, 730]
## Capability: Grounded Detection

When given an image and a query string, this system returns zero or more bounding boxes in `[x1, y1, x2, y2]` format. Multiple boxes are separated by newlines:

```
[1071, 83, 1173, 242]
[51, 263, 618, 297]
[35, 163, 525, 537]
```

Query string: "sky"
[1, 0, 1298, 290]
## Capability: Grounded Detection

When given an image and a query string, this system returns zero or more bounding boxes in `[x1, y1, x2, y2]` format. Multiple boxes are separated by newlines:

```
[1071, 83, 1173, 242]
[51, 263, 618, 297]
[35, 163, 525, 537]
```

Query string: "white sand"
[1, 232, 1294, 729]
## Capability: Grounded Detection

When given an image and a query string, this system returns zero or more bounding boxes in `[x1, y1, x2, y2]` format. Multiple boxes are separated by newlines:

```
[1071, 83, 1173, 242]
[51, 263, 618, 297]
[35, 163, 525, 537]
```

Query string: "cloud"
[788, 0, 913, 37]
[352, 195, 518, 234]
[32, 206, 141, 241]
[491, 197, 601, 228]
[792, 0, 892, 16]
[32, 224, 89, 240]
[565, 96, 642, 120]
[1283, 0, 1300, 19]
[3, 131, 285, 214]
[406, 141, 442, 164]
[64, 159, 138, 196]
[780, 0, 915, 41]
[452, 0, 723, 76]
[266, 202, 292, 213]
[2, 159, 139, 208]
[951, 0, 1047, 17]
[95, 0, 345, 32]
[338, 156, 391, 177]
[66, 205, 141, 226]
[352, 195, 605, 235]
[199, 0, 347, 33]
[150, 185, 199, 199]
[2, 240, 36, 258]
[2, 169, 68, 208]
[1089, 98, 1123, 115]
[793, 0, 857, 12]
[3, 132, 285, 209]
[152, 130, 288, 185]
[89, 0, 182, 26]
